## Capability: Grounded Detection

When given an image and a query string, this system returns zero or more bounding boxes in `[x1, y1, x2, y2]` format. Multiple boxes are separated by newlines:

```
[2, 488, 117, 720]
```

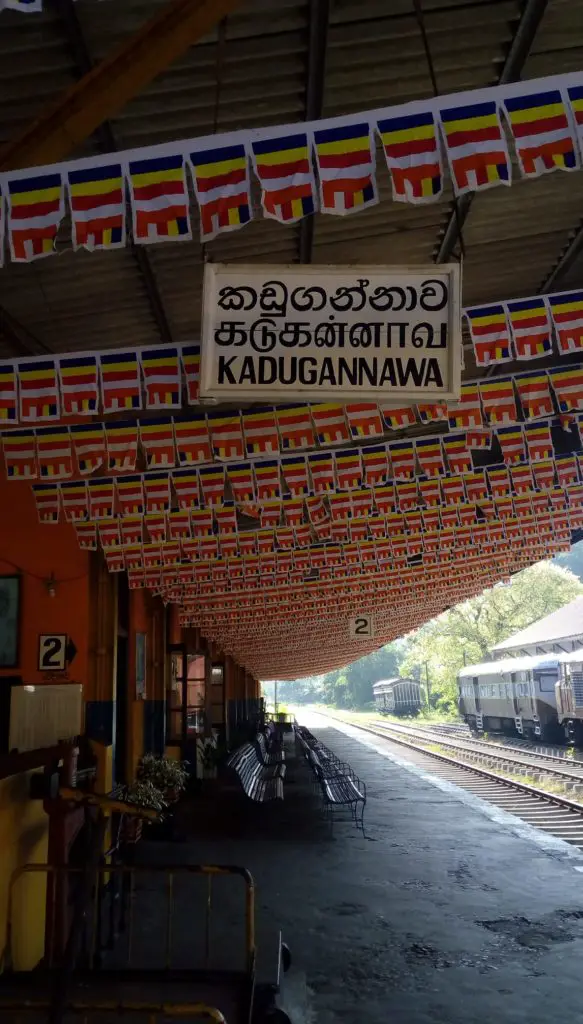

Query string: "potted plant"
[114, 780, 167, 844]
[137, 754, 190, 805]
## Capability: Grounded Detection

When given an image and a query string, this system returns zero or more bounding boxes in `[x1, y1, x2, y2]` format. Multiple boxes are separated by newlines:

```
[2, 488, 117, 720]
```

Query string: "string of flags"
[3, 70, 583, 262]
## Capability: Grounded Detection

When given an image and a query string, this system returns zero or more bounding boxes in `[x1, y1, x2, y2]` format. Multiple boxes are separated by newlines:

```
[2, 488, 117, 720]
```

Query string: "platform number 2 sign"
[38, 634, 68, 672]
[349, 615, 375, 639]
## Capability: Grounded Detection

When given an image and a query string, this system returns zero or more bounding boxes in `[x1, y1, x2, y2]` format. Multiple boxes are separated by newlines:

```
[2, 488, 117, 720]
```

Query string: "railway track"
[320, 712, 583, 851]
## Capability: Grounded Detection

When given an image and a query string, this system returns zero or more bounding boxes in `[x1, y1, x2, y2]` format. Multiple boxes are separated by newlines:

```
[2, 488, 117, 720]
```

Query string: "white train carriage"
[457, 655, 561, 742]
[373, 678, 421, 717]
[556, 651, 583, 744]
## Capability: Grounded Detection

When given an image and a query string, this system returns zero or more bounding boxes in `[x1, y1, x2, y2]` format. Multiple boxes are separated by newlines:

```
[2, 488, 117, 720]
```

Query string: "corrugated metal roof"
[492, 596, 583, 651]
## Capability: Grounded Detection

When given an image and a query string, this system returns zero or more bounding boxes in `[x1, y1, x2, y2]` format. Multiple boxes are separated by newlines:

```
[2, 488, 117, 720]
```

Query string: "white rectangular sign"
[349, 615, 375, 639]
[200, 263, 461, 404]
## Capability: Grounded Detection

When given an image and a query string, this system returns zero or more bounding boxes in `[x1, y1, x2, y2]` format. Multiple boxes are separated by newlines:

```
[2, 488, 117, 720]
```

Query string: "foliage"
[138, 754, 189, 792]
[400, 561, 583, 713]
[114, 779, 168, 814]
[553, 538, 583, 581]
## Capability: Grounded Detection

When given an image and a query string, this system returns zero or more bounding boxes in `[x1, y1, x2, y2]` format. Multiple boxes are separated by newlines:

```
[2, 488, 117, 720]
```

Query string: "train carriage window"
[538, 672, 557, 693]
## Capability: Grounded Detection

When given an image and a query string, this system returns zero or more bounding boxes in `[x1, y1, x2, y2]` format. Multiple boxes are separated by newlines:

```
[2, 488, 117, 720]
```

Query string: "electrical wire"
[0, 556, 88, 585]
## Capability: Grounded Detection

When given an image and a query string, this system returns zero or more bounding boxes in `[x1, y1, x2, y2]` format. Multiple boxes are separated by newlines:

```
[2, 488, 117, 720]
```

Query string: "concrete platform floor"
[135, 710, 583, 1023]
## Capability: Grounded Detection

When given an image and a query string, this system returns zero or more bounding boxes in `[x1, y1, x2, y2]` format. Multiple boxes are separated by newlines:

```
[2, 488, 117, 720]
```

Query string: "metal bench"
[315, 764, 367, 830]
[255, 730, 285, 767]
[227, 742, 285, 802]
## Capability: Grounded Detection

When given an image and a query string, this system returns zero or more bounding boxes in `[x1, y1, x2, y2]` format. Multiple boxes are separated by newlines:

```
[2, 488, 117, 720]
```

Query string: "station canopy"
[1, 0, 583, 678]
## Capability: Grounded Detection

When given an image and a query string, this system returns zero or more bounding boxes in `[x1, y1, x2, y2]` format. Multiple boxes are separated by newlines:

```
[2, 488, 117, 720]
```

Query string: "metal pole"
[274, 679, 278, 717]
[425, 663, 431, 707]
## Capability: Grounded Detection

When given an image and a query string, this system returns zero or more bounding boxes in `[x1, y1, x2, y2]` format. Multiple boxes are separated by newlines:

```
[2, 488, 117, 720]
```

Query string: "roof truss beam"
[298, 0, 330, 265]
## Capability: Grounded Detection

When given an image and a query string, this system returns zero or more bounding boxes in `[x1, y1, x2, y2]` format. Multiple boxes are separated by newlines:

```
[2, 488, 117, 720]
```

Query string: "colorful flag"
[174, 416, 212, 465]
[139, 418, 176, 468]
[351, 489, 374, 518]
[0, 364, 17, 423]
[7, 170, 64, 261]
[465, 428, 492, 449]
[305, 496, 329, 525]
[506, 297, 552, 359]
[242, 408, 279, 455]
[555, 454, 579, 488]
[178, 343, 200, 405]
[189, 143, 251, 240]
[88, 478, 115, 520]
[120, 516, 144, 546]
[259, 501, 281, 529]
[362, 445, 389, 488]
[99, 351, 141, 412]
[381, 404, 417, 430]
[35, 425, 73, 478]
[75, 521, 97, 551]
[67, 162, 125, 251]
[417, 401, 448, 424]
[60, 480, 88, 522]
[308, 452, 335, 494]
[313, 121, 377, 214]
[280, 455, 310, 497]
[549, 366, 583, 412]
[128, 154, 190, 242]
[143, 472, 171, 513]
[504, 89, 578, 177]
[58, 355, 99, 416]
[310, 403, 349, 444]
[198, 465, 225, 507]
[116, 475, 144, 517]
[105, 421, 139, 472]
[443, 434, 472, 474]
[207, 411, 245, 460]
[344, 402, 383, 439]
[418, 477, 441, 506]
[447, 384, 483, 430]
[191, 508, 214, 537]
[389, 440, 416, 480]
[465, 304, 512, 366]
[439, 100, 510, 194]
[377, 109, 442, 203]
[70, 423, 106, 475]
[488, 466, 511, 497]
[510, 464, 534, 494]
[253, 460, 281, 501]
[497, 425, 526, 465]
[395, 480, 419, 512]
[1, 429, 37, 478]
[532, 458, 556, 490]
[514, 370, 553, 420]
[32, 483, 60, 524]
[250, 131, 316, 223]
[479, 378, 518, 425]
[415, 437, 445, 477]
[239, 533, 257, 555]
[139, 347, 181, 409]
[215, 504, 238, 535]
[463, 470, 488, 502]
[227, 462, 255, 504]
[334, 449, 362, 490]
[18, 359, 59, 421]
[548, 292, 583, 354]
[282, 497, 304, 526]
[276, 405, 315, 449]
[441, 475, 466, 503]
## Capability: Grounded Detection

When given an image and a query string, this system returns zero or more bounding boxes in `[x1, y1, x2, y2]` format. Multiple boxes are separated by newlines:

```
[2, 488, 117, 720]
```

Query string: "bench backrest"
[227, 743, 264, 793]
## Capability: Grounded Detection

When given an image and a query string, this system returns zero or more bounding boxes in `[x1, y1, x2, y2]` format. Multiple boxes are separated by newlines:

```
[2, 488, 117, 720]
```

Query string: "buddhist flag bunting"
[1, 429, 37, 478]
[496, 425, 526, 465]
[313, 122, 377, 215]
[488, 466, 511, 497]
[128, 154, 191, 242]
[555, 454, 579, 487]
[99, 520, 121, 550]
[418, 477, 441, 506]
[443, 434, 472, 474]
[179, 344, 200, 404]
[465, 304, 512, 366]
[510, 464, 534, 494]
[215, 504, 238, 535]
[75, 521, 97, 551]
[395, 480, 419, 512]
[305, 496, 329, 525]
[415, 437, 445, 477]
[116, 476, 144, 517]
[327, 492, 351, 521]
[259, 502, 281, 529]
[105, 421, 138, 472]
[276, 405, 315, 449]
[58, 355, 99, 416]
[448, 384, 483, 430]
[389, 440, 416, 480]
[174, 416, 211, 465]
[439, 100, 510, 195]
[120, 516, 144, 546]
[504, 89, 578, 177]
[0, 364, 17, 423]
[345, 403, 383, 439]
[99, 351, 141, 412]
[479, 378, 518, 425]
[308, 452, 335, 494]
[35, 426, 73, 478]
[220, 536, 238, 559]
[191, 508, 214, 537]
[335, 449, 362, 490]
[242, 408, 279, 455]
[60, 480, 88, 522]
[207, 411, 245, 460]
[381, 404, 417, 430]
[548, 292, 583, 354]
[466, 428, 492, 450]
[198, 465, 225, 506]
[142, 540, 163, 564]
[281, 455, 310, 497]
[514, 370, 554, 420]
[139, 348, 181, 409]
[282, 498, 304, 526]
[250, 131, 316, 223]
[550, 366, 583, 412]
[189, 143, 251, 240]
[88, 478, 115, 520]
[377, 109, 442, 203]
[253, 460, 281, 501]
[67, 162, 125, 251]
[310, 404, 349, 444]
[227, 462, 255, 504]
[70, 423, 106, 475]
[351, 489, 374, 518]
[463, 470, 488, 502]
[362, 445, 389, 488]
[506, 297, 552, 359]
[7, 171, 64, 261]
[239, 533, 257, 555]
[32, 483, 60, 524]
[143, 473, 171, 513]
[441, 474, 466, 503]
[139, 418, 176, 469]
[18, 359, 59, 421]
[167, 509, 191, 541]
[276, 526, 294, 549]
[417, 401, 448, 424]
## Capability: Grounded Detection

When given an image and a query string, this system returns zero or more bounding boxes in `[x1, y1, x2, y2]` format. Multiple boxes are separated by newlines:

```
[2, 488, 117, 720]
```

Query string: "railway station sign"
[199, 263, 462, 404]
[349, 614, 375, 639]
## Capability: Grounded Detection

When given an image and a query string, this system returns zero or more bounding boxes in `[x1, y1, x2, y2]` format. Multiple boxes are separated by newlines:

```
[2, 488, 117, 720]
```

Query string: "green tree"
[401, 561, 583, 713]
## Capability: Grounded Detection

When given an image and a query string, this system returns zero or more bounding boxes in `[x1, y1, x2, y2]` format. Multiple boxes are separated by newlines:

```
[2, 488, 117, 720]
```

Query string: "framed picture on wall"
[0, 575, 20, 669]
[136, 633, 147, 700]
